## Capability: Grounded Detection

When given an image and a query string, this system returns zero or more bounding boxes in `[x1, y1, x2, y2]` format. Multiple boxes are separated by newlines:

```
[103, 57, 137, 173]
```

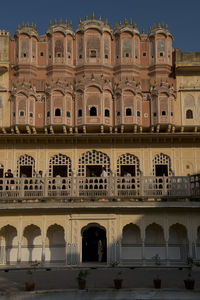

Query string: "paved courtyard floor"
[0, 266, 200, 299]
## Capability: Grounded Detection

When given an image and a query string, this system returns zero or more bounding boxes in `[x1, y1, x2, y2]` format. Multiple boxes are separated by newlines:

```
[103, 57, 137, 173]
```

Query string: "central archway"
[82, 223, 107, 263]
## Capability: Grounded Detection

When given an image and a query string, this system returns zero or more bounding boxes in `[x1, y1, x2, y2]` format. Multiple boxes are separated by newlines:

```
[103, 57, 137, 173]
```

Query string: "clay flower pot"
[153, 278, 161, 289]
[25, 281, 35, 291]
[114, 279, 123, 289]
[184, 278, 195, 290]
[78, 279, 86, 289]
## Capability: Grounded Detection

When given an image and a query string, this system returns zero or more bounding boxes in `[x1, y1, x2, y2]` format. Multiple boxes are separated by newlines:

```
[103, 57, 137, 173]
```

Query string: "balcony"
[0, 175, 197, 202]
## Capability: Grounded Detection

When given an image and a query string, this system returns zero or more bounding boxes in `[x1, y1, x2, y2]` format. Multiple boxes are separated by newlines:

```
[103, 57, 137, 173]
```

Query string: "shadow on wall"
[0, 221, 197, 265]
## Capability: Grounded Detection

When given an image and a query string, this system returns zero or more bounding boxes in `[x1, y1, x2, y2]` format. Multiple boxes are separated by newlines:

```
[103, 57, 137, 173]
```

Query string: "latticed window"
[117, 153, 140, 176]
[49, 153, 72, 177]
[17, 154, 35, 177]
[78, 150, 110, 176]
[152, 153, 172, 176]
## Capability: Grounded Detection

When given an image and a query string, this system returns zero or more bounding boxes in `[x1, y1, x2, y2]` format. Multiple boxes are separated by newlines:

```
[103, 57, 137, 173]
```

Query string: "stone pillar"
[165, 240, 169, 265]
[41, 239, 46, 264]
[65, 242, 68, 265]
[193, 241, 198, 259]
[17, 240, 22, 265]
[141, 239, 145, 266]
[188, 239, 193, 258]
[164, 224, 169, 265]
[141, 225, 146, 265]
[0, 237, 4, 264]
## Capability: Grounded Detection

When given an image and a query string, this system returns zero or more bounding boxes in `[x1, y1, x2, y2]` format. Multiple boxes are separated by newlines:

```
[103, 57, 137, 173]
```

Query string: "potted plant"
[77, 270, 89, 289]
[152, 254, 161, 289]
[25, 261, 40, 291]
[25, 269, 35, 291]
[111, 262, 123, 289]
[184, 256, 195, 290]
[114, 270, 123, 289]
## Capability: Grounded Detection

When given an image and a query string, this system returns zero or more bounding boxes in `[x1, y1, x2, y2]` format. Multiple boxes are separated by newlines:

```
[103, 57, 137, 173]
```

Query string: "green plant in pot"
[77, 270, 89, 289]
[111, 262, 123, 289]
[152, 254, 161, 289]
[114, 270, 123, 289]
[25, 261, 40, 291]
[184, 256, 195, 290]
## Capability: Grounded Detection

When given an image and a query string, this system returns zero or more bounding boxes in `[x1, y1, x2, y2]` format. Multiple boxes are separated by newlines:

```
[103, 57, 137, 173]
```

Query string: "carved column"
[140, 224, 146, 265]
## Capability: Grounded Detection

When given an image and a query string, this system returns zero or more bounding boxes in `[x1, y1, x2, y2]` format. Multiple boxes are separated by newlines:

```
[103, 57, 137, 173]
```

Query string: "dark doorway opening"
[20, 166, 32, 177]
[53, 165, 68, 177]
[82, 226, 107, 262]
[155, 165, 168, 176]
[120, 165, 135, 176]
[86, 165, 102, 177]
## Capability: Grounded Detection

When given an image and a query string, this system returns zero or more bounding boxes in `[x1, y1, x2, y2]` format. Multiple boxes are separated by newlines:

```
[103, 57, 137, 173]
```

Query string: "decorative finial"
[99, 15, 101, 21]
[65, 19, 67, 25]
[153, 24, 156, 29]
[162, 23, 164, 29]
[134, 22, 137, 28]
[55, 19, 57, 25]
[70, 20, 72, 28]
[27, 23, 29, 28]
[130, 18, 132, 25]
[124, 18, 128, 25]
[166, 24, 168, 30]
[149, 25, 151, 32]
[25, 23, 27, 28]
[59, 18, 62, 24]
[105, 18, 108, 25]
[142, 28, 144, 34]
[92, 12, 95, 20]
[158, 22, 161, 28]
[17, 24, 20, 30]
[34, 24, 37, 30]
[119, 20, 122, 25]
[22, 22, 24, 28]
[79, 17, 81, 24]
[50, 19, 52, 26]
[85, 16, 88, 21]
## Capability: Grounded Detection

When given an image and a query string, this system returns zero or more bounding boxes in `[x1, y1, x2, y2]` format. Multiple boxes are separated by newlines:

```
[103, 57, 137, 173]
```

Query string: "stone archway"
[81, 223, 107, 263]
[0, 225, 17, 265]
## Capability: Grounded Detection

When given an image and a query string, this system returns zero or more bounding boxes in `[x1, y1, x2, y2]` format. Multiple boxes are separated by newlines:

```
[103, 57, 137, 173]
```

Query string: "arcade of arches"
[0, 213, 200, 265]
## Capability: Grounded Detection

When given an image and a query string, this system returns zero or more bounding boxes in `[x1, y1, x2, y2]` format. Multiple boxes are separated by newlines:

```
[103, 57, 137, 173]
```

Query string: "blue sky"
[1, 0, 200, 51]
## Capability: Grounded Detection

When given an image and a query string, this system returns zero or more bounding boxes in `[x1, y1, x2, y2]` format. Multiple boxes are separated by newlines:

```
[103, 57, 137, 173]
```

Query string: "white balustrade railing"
[0, 175, 195, 201]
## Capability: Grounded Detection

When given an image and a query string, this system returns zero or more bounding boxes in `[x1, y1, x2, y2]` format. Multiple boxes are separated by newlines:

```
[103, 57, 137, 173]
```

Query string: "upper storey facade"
[1, 15, 200, 133]
[7, 16, 176, 133]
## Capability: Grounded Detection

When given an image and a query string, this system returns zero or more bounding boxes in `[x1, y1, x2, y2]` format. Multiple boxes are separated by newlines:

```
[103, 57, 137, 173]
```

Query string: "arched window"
[161, 111, 166, 116]
[55, 108, 61, 117]
[186, 109, 193, 119]
[17, 154, 35, 177]
[137, 111, 140, 117]
[105, 109, 110, 117]
[49, 153, 72, 177]
[90, 107, 97, 116]
[153, 153, 173, 176]
[126, 108, 132, 116]
[78, 150, 110, 177]
[117, 153, 140, 176]
[78, 109, 82, 117]
[19, 111, 25, 116]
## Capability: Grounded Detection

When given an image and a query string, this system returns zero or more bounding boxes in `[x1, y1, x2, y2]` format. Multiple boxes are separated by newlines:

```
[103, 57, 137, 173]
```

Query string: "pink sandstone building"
[0, 15, 199, 266]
